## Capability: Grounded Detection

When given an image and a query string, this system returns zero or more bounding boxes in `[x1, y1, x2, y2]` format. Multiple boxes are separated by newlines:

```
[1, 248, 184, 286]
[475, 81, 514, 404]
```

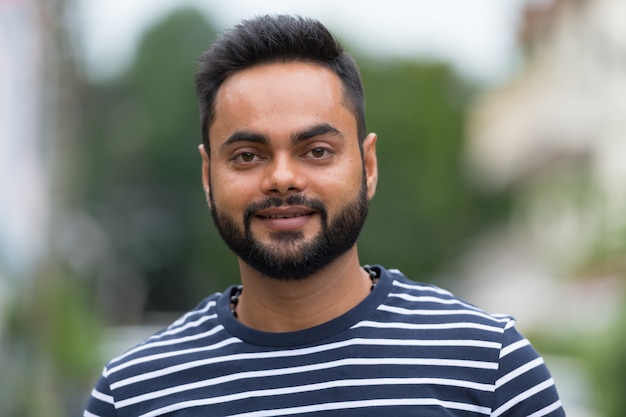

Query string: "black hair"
[195, 14, 366, 154]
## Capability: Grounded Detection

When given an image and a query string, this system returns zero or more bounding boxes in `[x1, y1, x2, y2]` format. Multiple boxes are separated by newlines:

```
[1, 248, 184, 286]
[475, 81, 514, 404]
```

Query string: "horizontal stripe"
[108, 336, 241, 381]
[492, 378, 556, 417]
[116, 355, 498, 404]
[150, 313, 216, 340]
[90, 388, 114, 404]
[496, 357, 544, 388]
[527, 400, 564, 417]
[391, 279, 454, 296]
[378, 304, 509, 322]
[108, 321, 224, 368]
[221, 398, 491, 417]
[129, 377, 495, 415]
[503, 319, 517, 330]
[352, 319, 505, 334]
[388, 292, 483, 311]
[500, 338, 530, 358]
[111, 337, 500, 390]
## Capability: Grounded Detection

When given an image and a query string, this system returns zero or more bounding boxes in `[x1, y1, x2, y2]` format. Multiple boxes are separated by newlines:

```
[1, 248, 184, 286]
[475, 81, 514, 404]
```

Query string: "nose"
[261, 153, 306, 195]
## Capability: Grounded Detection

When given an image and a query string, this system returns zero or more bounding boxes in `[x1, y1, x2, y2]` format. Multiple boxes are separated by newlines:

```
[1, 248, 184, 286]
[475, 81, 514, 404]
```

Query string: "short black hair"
[195, 14, 366, 154]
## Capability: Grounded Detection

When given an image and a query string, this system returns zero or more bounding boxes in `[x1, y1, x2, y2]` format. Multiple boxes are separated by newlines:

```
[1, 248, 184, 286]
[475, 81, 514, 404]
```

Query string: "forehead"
[210, 61, 355, 143]
[218, 61, 342, 105]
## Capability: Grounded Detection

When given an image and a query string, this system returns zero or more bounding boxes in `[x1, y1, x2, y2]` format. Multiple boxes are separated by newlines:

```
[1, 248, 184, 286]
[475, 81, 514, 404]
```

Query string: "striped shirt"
[84, 266, 565, 416]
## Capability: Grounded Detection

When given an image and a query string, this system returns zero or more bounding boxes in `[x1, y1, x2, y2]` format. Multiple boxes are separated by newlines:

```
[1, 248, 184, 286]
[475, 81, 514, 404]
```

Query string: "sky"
[74, 0, 528, 85]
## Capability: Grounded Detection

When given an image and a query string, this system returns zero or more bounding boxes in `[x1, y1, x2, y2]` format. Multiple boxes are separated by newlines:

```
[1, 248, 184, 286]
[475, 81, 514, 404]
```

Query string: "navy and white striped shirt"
[84, 266, 565, 416]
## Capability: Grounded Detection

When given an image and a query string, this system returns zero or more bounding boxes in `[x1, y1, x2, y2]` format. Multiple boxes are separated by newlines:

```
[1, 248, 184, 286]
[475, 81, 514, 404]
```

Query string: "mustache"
[244, 195, 327, 226]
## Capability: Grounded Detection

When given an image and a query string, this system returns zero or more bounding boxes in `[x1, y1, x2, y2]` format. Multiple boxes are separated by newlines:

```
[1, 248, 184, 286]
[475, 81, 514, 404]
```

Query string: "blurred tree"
[598, 305, 626, 417]
[358, 61, 511, 284]
[4, 264, 101, 417]
[77, 8, 233, 315]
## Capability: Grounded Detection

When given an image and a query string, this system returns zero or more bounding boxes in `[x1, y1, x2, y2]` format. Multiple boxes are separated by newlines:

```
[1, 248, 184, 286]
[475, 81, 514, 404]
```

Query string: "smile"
[260, 213, 312, 219]
[254, 207, 317, 232]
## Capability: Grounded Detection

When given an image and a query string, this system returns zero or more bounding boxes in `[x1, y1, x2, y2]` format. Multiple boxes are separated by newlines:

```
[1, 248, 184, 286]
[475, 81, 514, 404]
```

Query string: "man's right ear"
[198, 144, 211, 206]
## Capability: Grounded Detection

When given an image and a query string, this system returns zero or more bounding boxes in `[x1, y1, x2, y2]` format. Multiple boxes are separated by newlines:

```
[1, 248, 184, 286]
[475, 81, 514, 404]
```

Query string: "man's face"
[202, 61, 377, 280]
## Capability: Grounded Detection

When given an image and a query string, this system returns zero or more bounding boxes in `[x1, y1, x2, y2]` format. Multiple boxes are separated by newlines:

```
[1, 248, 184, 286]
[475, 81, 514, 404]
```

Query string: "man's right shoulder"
[101, 292, 233, 381]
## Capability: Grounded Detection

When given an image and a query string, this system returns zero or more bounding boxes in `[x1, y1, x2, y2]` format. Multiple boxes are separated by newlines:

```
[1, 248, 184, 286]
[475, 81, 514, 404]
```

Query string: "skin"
[199, 61, 378, 332]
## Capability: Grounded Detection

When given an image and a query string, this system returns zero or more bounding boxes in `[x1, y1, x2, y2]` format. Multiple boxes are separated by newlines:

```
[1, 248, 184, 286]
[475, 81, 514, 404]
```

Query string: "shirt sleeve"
[491, 320, 565, 416]
[83, 370, 118, 417]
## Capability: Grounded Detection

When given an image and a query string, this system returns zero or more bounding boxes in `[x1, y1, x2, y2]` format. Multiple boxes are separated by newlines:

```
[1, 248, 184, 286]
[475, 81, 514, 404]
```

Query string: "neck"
[233, 249, 373, 332]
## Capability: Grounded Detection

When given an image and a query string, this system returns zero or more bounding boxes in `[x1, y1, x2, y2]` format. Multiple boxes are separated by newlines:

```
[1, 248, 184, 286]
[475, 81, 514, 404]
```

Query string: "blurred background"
[1, 0, 624, 415]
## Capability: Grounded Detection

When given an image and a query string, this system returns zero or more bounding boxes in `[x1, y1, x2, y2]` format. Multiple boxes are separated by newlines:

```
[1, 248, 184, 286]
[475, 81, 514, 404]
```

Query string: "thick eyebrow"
[220, 123, 342, 150]
[221, 131, 268, 150]
[293, 123, 342, 145]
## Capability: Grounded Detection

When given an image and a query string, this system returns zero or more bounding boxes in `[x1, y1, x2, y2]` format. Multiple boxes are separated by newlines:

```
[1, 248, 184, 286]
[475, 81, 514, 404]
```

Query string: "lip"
[255, 206, 317, 231]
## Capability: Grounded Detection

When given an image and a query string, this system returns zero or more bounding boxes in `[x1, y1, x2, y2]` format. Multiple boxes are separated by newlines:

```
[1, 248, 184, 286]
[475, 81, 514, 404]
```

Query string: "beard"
[209, 178, 369, 281]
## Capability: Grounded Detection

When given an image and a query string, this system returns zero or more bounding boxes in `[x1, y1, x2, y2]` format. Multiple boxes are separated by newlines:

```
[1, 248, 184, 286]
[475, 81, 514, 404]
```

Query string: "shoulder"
[102, 291, 231, 383]
[377, 266, 514, 330]
[374, 267, 565, 415]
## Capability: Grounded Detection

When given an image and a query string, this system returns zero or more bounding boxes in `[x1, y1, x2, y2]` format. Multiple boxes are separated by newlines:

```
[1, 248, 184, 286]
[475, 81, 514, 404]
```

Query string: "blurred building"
[0, 0, 50, 310]
[462, 0, 626, 415]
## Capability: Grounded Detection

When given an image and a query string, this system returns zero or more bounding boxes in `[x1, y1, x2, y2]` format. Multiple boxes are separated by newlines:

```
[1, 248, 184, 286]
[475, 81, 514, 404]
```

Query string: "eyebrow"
[221, 131, 268, 150]
[221, 123, 343, 150]
[293, 123, 342, 144]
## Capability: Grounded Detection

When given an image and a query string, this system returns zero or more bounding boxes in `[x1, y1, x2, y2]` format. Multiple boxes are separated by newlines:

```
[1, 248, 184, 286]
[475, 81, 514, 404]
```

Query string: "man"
[84, 15, 565, 416]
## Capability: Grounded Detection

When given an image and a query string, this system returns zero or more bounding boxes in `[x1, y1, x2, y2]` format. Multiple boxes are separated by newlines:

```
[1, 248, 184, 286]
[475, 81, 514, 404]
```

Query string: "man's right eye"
[233, 152, 259, 163]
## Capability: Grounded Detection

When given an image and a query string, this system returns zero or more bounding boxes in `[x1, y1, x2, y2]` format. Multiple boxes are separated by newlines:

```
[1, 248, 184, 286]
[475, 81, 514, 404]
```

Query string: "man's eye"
[234, 152, 259, 163]
[307, 147, 331, 159]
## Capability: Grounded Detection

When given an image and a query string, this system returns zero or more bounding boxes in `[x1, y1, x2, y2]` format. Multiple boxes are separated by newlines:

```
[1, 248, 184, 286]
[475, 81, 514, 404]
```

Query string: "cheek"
[210, 170, 258, 212]
[317, 163, 364, 206]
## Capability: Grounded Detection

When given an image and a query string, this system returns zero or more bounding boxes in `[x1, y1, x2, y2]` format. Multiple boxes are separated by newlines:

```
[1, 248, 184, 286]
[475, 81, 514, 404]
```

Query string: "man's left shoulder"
[380, 266, 514, 328]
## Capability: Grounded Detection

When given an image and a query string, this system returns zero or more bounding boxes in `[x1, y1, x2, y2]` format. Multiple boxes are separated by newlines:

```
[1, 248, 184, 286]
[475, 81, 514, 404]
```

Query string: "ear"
[362, 133, 378, 200]
[198, 144, 211, 206]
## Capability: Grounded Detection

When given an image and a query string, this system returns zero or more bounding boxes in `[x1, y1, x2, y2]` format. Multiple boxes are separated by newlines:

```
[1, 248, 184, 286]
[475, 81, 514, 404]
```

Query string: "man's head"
[195, 15, 366, 156]
[195, 16, 377, 280]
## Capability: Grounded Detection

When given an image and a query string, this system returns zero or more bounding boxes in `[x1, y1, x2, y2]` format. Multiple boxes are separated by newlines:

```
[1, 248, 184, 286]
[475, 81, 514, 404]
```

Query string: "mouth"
[259, 212, 314, 219]
[254, 207, 317, 231]
[256, 206, 316, 218]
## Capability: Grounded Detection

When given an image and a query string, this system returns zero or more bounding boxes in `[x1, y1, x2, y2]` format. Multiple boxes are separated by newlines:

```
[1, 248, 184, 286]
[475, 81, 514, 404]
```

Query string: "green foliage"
[589, 304, 626, 417]
[358, 61, 511, 282]
[2, 264, 101, 417]
[77, 8, 237, 313]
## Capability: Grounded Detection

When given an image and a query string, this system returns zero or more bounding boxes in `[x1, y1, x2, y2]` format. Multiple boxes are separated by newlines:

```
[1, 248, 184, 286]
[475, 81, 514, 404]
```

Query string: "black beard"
[209, 180, 368, 281]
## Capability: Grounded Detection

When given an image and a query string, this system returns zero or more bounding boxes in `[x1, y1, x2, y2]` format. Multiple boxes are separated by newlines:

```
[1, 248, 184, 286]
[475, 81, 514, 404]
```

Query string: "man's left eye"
[308, 147, 330, 158]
